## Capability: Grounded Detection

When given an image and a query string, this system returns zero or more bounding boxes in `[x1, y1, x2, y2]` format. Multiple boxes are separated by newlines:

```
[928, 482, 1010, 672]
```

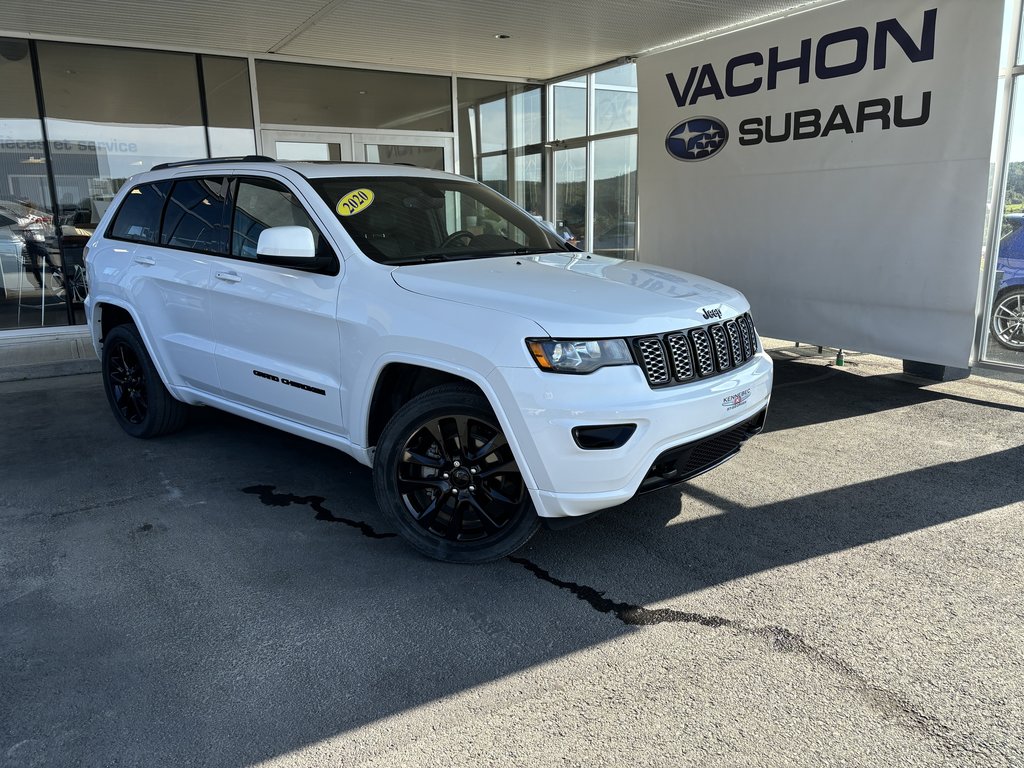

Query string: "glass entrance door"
[261, 129, 353, 162]
[352, 133, 453, 171]
[261, 129, 454, 172]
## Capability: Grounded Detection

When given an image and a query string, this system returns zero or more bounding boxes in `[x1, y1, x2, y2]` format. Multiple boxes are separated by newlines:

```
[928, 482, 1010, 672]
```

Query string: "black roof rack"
[150, 155, 276, 171]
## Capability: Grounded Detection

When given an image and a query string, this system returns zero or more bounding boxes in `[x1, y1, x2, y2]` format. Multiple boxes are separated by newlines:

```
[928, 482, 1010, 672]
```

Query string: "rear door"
[111, 177, 224, 393]
[209, 175, 344, 433]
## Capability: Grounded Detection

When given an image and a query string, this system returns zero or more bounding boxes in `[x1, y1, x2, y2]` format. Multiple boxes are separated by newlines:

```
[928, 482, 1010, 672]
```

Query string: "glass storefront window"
[514, 152, 543, 216]
[202, 56, 256, 156]
[458, 80, 542, 212]
[511, 87, 542, 148]
[37, 42, 207, 230]
[457, 79, 506, 180]
[553, 77, 586, 141]
[480, 154, 508, 197]
[256, 62, 452, 132]
[593, 65, 638, 134]
[554, 146, 586, 248]
[592, 135, 637, 260]
[0, 38, 63, 330]
[547, 64, 637, 257]
[479, 98, 507, 154]
[983, 76, 1024, 364]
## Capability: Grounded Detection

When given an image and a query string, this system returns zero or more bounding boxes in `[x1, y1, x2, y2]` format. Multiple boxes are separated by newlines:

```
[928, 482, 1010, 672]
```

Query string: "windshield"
[313, 176, 573, 265]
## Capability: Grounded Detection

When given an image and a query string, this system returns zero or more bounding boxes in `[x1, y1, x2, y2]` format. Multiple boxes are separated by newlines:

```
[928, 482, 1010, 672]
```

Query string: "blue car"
[994, 214, 1024, 351]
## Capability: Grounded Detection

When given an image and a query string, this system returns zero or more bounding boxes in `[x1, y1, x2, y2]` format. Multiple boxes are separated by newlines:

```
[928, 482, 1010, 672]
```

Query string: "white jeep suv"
[85, 157, 773, 562]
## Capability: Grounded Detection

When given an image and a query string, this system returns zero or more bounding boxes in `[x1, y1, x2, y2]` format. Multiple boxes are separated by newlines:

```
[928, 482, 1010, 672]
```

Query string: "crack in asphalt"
[236, 486, 988, 760]
[241, 485, 397, 539]
[508, 555, 984, 761]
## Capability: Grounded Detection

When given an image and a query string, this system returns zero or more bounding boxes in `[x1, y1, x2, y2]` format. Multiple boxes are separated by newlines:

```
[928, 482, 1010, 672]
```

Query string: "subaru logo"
[665, 117, 729, 162]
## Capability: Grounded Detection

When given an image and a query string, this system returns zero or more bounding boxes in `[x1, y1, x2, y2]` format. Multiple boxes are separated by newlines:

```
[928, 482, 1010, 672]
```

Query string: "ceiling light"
[494, 34, 511, 39]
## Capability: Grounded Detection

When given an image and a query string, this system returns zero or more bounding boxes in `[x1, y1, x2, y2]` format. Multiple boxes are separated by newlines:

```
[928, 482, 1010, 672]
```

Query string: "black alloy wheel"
[101, 323, 188, 438]
[374, 384, 539, 563]
[107, 339, 148, 425]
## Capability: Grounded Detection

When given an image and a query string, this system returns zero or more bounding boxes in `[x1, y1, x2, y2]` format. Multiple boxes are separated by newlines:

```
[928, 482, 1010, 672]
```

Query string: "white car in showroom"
[85, 158, 772, 562]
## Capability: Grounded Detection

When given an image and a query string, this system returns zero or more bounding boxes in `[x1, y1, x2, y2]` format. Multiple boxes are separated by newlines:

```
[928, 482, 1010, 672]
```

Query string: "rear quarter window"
[108, 181, 171, 244]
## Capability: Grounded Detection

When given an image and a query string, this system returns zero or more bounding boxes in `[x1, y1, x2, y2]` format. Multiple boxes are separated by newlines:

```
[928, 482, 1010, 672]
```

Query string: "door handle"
[215, 271, 242, 283]
[133, 256, 156, 266]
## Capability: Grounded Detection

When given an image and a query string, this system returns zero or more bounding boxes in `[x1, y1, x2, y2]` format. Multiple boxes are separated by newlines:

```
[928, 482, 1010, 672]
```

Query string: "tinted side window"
[161, 177, 230, 254]
[108, 181, 171, 244]
[232, 178, 324, 259]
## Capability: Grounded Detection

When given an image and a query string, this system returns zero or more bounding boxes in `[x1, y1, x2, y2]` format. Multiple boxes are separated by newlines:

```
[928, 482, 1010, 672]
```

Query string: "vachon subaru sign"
[638, 0, 1003, 369]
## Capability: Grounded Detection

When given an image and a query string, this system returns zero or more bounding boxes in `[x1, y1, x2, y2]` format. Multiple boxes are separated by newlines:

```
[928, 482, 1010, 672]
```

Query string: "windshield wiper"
[481, 247, 559, 256]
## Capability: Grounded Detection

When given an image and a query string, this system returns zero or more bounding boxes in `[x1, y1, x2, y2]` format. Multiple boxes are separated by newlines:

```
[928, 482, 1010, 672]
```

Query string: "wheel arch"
[92, 300, 178, 396]
[362, 356, 540, 491]
[994, 280, 1024, 298]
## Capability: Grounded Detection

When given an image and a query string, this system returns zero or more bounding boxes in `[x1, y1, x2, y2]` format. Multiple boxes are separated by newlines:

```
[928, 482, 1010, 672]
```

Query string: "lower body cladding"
[489, 351, 773, 518]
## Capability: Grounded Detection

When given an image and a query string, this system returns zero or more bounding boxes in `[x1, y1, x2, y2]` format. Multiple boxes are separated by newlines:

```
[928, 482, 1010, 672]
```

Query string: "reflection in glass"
[514, 153, 542, 216]
[594, 65, 637, 88]
[0, 38, 65, 330]
[592, 135, 637, 260]
[553, 77, 586, 140]
[161, 177, 230, 255]
[38, 41, 207, 234]
[479, 98, 507, 154]
[554, 146, 586, 248]
[593, 64, 638, 135]
[364, 144, 445, 170]
[457, 79, 506, 181]
[983, 77, 1024, 366]
[202, 56, 256, 156]
[257, 61, 452, 131]
[312, 176, 570, 265]
[481, 154, 508, 197]
[275, 142, 342, 161]
[511, 87, 541, 148]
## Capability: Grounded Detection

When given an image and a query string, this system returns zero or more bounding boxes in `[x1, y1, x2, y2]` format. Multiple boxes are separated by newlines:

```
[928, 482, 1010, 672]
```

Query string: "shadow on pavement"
[1, 356, 1021, 766]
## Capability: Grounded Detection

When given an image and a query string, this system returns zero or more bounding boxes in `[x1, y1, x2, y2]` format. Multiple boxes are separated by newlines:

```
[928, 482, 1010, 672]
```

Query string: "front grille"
[638, 408, 767, 494]
[709, 325, 731, 371]
[666, 333, 694, 381]
[635, 337, 670, 385]
[632, 313, 760, 388]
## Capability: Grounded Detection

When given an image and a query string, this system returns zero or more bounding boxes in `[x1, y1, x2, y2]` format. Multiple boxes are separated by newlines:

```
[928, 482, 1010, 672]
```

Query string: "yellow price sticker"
[336, 188, 374, 217]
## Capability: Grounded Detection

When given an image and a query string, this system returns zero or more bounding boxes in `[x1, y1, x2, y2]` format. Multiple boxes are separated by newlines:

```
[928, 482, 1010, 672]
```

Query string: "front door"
[209, 173, 344, 434]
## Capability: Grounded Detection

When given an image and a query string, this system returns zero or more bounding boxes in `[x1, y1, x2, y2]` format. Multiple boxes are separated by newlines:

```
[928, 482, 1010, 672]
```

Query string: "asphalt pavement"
[2, 347, 1023, 767]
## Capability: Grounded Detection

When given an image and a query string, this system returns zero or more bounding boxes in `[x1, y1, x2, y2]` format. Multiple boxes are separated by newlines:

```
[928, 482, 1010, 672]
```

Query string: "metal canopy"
[1, 0, 831, 80]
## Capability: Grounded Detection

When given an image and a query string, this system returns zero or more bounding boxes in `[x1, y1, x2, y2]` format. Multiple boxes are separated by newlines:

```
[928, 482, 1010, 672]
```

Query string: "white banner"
[637, 0, 1003, 367]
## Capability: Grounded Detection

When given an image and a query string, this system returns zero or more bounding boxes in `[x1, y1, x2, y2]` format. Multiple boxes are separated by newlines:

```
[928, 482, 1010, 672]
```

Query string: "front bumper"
[488, 350, 773, 518]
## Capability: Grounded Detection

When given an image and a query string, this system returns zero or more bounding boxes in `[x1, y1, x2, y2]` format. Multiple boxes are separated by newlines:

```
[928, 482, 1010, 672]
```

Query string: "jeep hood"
[391, 253, 749, 337]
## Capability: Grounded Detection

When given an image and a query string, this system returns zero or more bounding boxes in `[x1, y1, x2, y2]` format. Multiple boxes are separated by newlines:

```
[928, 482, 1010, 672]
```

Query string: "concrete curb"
[0, 357, 101, 382]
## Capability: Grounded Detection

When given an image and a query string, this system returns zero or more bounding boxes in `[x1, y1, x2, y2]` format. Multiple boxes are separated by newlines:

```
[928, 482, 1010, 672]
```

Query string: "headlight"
[526, 338, 633, 374]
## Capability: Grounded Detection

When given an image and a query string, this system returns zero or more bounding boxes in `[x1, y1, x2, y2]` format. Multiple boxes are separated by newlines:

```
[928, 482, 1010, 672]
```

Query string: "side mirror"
[256, 226, 316, 260]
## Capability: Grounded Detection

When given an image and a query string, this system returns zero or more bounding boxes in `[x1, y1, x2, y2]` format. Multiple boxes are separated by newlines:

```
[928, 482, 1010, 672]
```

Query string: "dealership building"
[0, 0, 1021, 376]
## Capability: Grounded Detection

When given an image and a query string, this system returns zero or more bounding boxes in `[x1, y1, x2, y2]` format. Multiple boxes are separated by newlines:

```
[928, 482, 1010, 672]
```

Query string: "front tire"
[992, 288, 1024, 351]
[373, 384, 539, 563]
[102, 323, 187, 438]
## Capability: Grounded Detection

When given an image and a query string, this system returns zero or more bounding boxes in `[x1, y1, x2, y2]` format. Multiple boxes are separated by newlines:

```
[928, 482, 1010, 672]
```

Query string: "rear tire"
[102, 323, 187, 438]
[992, 288, 1024, 351]
[373, 384, 539, 563]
